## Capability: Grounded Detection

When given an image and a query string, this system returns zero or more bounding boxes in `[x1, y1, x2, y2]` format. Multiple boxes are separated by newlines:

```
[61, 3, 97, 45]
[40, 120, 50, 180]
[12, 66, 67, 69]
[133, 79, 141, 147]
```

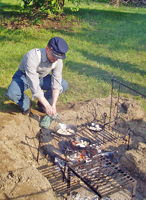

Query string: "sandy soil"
[0, 96, 146, 200]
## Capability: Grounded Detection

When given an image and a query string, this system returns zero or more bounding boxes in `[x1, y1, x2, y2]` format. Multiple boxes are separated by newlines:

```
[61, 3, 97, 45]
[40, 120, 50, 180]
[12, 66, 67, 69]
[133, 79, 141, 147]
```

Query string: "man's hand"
[38, 89, 60, 117]
[38, 96, 55, 116]
[45, 104, 56, 116]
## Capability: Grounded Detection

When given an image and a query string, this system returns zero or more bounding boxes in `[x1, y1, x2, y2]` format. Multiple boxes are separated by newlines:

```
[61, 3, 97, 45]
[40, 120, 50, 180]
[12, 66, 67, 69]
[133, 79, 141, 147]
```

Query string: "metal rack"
[76, 120, 131, 150]
[37, 78, 145, 199]
[109, 77, 146, 122]
[67, 155, 137, 200]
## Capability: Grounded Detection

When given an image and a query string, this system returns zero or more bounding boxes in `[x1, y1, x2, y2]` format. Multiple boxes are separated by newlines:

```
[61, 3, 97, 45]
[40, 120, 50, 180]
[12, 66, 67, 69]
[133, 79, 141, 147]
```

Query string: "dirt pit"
[0, 96, 146, 200]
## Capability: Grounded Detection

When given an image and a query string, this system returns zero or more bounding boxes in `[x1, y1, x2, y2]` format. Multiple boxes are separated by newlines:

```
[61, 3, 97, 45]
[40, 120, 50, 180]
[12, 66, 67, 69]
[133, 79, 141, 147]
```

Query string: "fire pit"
[37, 114, 136, 199]
[36, 78, 146, 199]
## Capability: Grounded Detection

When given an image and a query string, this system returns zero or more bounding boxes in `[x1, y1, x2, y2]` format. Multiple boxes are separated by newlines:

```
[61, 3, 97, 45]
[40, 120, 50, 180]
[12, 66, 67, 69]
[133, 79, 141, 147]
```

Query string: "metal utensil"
[55, 116, 63, 124]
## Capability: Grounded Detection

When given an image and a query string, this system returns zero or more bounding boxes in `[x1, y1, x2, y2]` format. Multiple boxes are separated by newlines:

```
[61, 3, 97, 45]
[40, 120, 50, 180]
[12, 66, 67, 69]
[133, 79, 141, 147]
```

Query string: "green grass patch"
[0, 0, 146, 112]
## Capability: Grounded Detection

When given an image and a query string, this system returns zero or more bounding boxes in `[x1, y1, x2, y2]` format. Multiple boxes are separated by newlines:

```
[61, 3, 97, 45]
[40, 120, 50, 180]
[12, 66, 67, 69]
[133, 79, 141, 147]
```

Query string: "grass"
[0, 0, 146, 112]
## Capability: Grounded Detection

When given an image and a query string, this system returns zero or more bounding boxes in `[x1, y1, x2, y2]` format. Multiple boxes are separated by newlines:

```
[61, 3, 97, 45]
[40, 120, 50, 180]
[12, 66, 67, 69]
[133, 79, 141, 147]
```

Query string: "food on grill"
[72, 140, 89, 147]
[88, 123, 102, 131]
[57, 124, 74, 135]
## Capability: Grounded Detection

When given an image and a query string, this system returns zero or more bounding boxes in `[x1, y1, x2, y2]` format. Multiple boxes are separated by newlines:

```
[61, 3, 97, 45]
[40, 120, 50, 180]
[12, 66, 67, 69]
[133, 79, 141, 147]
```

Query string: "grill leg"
[131, 182, 137, 200]
[63, 159, 67, 182]
[67, 167, 71, 196]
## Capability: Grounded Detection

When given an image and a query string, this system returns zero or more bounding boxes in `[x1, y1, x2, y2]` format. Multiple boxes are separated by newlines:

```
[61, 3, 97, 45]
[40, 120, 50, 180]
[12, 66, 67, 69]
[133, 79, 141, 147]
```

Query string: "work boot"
[22, 101, 32, 116]
[37, 101, 46, 113]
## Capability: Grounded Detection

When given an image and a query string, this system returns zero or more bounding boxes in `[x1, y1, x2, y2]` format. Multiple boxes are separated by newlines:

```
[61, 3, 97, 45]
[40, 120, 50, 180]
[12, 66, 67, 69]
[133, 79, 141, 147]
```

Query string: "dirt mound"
[0, 96, 146, 199]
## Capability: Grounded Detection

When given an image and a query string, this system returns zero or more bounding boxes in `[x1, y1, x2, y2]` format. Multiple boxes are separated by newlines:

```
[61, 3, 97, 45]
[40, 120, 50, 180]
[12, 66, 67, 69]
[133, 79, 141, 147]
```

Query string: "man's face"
[46, 46, 58, 63]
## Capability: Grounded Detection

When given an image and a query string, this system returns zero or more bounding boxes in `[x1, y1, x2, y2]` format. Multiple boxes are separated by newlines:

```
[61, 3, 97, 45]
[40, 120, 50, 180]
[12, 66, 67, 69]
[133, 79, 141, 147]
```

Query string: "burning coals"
[67, 150, 87, 163]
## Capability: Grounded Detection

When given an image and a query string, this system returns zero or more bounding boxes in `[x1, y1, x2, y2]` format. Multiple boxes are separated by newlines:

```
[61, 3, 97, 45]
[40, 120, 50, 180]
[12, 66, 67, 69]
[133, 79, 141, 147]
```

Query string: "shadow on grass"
[0, 2, 146, 110]
[1, 2, 146, 53]
[0, 1, 21, 18]
[64, 7, 146, 52]
[0, 1, 20, 11]
[65, 60, 146, 97]
[76, 48, 146, 77]
[0, 1, 48, 25]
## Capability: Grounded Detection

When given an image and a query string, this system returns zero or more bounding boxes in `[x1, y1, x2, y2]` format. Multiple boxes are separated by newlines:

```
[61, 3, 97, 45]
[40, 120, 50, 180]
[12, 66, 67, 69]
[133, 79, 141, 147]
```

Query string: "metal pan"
[87, 118, 121, 132]
[70, 136, 91, 150]
[53, 123, 77, 137]
[87, 122, 104, 132]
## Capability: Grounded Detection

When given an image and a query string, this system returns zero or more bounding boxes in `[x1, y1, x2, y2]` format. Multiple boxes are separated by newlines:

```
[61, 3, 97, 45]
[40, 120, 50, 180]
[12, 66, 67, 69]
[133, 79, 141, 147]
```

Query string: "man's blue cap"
[48, 37, 68, 59]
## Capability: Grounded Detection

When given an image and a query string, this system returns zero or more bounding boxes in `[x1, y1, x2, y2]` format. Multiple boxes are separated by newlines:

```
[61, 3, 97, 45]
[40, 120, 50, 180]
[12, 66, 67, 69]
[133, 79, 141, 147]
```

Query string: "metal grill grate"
[76, 123, 130, 147]
[67, 155, 137, 200]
